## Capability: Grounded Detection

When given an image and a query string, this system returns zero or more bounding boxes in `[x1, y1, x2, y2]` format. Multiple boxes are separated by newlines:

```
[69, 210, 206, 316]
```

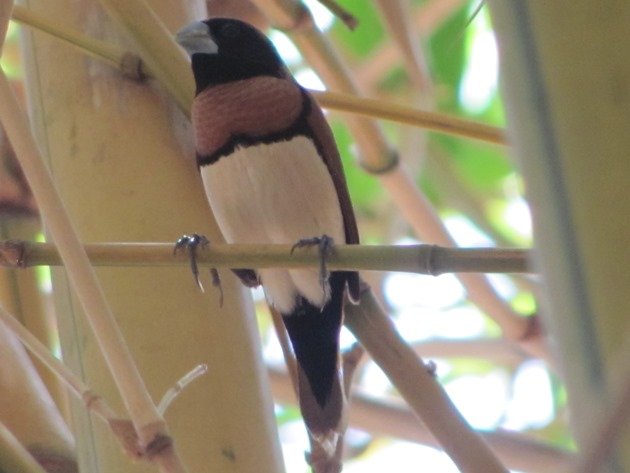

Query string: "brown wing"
[304, 91, 361, 303]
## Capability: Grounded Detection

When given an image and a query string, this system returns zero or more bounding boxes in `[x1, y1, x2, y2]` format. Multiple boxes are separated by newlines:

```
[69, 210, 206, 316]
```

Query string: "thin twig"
[0, 240, 531, 274]
[316, 0, 357, 30]
[157, 364, 209, 416]
[0, 305, 149, 461]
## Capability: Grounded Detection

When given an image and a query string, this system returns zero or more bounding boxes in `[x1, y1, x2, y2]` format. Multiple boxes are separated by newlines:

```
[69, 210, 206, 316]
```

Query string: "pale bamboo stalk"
[0, 305, 76, 471]
[0, 218, 69, 419]
[268, 367, 574, 472]
[0, 0, 11, 49]
[490, 3, 630, 469]
[410, 338, 530, 367]
[425, 148, 515, 247]
[0, 304, 120, 424]
[357, 0, 464, 90]
[573, 335, 630, 473]
[0, 240, 531, 274]
[0, 72, 181, 470]
[345, 290, 508, 473]
[374, 0, 431, 90]
[288, 27, 395, 172]
[235, 0, 297, 30]
[0, 422, 48, 473]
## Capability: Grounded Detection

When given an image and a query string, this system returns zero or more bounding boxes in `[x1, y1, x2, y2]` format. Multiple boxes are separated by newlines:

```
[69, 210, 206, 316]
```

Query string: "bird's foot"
[174, 234, 223, 305]
[291, 235, 334, 297]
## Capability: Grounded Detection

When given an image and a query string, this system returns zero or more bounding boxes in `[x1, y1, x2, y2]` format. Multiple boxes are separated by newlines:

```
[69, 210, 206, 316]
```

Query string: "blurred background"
[0, 1, 577, 472]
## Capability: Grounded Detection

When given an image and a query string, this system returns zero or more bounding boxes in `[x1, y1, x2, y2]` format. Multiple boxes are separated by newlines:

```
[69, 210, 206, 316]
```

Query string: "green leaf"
[331, 0, 385, 58]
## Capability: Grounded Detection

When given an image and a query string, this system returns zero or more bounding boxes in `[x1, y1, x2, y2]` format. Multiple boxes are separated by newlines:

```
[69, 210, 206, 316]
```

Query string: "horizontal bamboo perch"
[0, 240, 530, 274]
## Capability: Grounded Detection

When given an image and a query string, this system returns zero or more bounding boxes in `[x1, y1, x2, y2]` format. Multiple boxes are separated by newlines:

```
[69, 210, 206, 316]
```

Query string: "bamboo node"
[519, 314, 542, 341]
[81, 389, 101, 411]
[120, 52, 148, 82]
[0, 239, 26, 267]
[108, 418, 143, 459]
[424, 244, 440, 276]
[357, 149, 399, 175]
[144, 433, 173, 460]
[27, 446, 78, 473]
[276, 4, 314, 34]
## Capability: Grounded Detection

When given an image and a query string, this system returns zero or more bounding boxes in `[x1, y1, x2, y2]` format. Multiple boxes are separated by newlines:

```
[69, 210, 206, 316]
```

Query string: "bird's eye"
[220, 23, 240, 39]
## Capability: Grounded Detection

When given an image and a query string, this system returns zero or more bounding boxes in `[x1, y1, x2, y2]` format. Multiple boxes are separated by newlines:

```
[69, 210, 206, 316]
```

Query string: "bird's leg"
[291, 235, 334, 298]
[174, 234, 223, 305]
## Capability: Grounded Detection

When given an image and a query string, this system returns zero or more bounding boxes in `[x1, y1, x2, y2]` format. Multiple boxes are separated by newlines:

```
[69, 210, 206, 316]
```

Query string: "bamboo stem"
[0, 0, 11, 50]
[373, 0, 431, 90]
[0, 240, 531, 274]
[573, 336, 630, 473]
[345, 290, 508, 473]
[356, 0, 464, 89]
[0, 71, 183, 470]
[410, 338, 530, 367]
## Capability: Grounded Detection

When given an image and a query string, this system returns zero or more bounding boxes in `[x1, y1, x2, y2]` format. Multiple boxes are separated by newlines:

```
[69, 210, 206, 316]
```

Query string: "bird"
[176, 18, 360, 438]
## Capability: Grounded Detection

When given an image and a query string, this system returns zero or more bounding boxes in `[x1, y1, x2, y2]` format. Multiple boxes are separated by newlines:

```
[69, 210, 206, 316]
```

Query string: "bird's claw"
[174, 234, 223, 305]
[291, 235, 334, 297]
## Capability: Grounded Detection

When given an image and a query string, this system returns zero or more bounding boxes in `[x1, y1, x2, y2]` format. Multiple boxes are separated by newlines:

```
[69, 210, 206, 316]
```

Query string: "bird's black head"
[176, 18, 287, 94]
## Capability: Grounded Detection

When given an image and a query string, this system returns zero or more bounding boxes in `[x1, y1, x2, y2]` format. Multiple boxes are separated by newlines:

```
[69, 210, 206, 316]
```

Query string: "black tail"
[282, 272, 346, 434]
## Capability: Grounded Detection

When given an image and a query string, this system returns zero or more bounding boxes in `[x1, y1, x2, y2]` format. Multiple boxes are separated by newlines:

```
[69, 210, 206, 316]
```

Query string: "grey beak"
[175, 21, 218, 56]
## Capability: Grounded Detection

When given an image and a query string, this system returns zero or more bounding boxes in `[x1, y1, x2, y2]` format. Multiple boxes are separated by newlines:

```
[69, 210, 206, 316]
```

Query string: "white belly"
[200, 136, 345, 313]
